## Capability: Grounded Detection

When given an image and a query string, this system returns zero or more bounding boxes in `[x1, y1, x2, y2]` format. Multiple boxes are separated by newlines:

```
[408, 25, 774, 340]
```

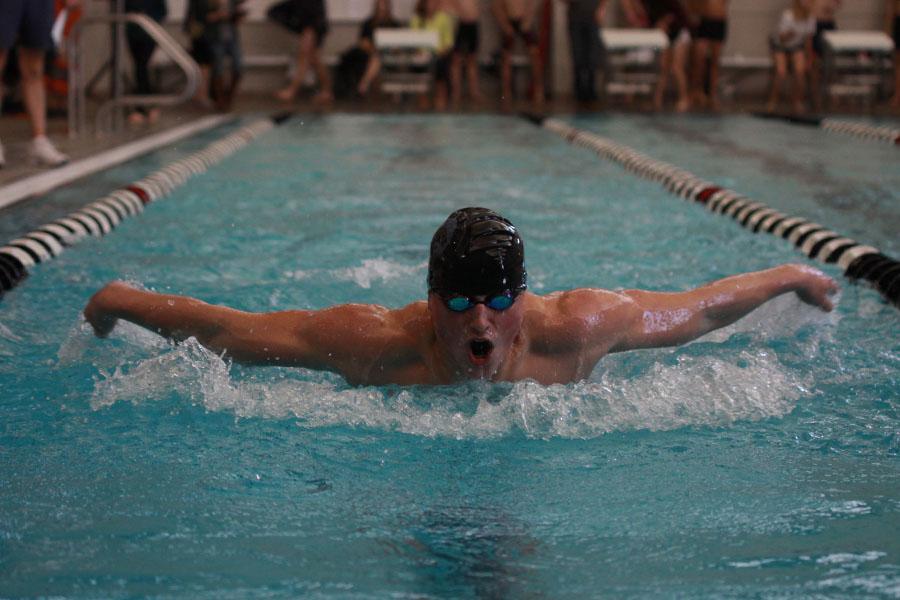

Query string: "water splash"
[334, 258, 426, 289]
[83, 288, 835, 438]
[284, 258, 426, 289]
[89, 342, 809, 439]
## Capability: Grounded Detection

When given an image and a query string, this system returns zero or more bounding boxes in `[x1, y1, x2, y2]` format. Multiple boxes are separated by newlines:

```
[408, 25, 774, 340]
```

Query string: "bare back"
[701, 0, 728, 19]
[495, 0, 532, 23]
[815, 0, 840, 20]
[455, 0, 480, 22]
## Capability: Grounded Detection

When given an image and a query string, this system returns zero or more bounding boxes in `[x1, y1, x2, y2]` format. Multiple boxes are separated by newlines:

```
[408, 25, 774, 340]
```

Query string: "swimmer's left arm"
[608, 264, 839, 352]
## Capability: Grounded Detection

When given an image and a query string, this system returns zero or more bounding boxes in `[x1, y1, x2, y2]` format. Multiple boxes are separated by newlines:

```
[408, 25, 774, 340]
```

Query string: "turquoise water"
[1, 114, 898, 598]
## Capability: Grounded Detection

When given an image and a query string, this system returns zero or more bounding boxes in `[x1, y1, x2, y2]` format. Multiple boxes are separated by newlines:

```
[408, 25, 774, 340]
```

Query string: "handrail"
[68, 13, 200, 136]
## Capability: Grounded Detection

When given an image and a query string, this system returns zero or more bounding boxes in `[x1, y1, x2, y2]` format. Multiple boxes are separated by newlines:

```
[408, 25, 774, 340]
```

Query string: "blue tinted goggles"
[442, 291, 517, 312]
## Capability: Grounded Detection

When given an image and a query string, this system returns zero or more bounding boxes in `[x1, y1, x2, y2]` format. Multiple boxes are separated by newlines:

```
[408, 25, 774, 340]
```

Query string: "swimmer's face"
[428, 291, 526, 381]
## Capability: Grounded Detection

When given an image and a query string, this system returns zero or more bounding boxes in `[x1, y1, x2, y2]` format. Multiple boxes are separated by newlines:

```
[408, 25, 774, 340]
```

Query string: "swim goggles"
[442, 291, 517, 312]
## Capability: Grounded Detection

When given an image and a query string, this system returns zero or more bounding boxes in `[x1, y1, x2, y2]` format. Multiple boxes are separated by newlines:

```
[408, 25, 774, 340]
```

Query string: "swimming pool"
[1, 114, 898, 598]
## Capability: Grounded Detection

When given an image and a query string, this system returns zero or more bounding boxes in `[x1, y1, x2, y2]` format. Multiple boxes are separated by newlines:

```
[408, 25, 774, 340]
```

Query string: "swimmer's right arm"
[83, 282, 419, 381]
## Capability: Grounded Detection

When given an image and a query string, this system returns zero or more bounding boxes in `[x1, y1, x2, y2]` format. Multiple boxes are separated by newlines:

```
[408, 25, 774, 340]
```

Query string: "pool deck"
[1, 91, 898, 198]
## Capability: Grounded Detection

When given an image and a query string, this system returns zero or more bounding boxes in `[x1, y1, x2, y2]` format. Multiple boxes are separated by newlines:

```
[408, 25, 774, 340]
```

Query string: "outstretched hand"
[791, 265, 840, 311]
[83, 281, 129, 337]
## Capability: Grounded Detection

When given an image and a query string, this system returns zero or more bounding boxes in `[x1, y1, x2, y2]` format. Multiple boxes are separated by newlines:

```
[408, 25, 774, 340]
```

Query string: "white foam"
[89, 335, 810, 439]
[284, 258, 426, 290]
[0, 320, 24, 343]
[816, 551, 885, 565]
[333, 258, 426, 289]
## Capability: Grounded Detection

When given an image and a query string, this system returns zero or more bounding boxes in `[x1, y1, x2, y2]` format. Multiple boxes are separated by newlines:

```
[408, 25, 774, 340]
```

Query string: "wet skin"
[427, 293, 526, 381]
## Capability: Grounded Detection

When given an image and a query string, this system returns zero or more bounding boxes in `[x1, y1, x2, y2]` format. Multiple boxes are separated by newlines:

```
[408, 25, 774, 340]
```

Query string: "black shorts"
[190, 37, 213, 66]
[894, 15, 900, 49]
[435, 54, 451, 83]
[455, 21, 480, 55]
[502, 19, 537, 51]
[696, 18, 727, 42]
[0, 0, 53, 51]
[813, 20, 836, 56]
[268, 0, 329, 47]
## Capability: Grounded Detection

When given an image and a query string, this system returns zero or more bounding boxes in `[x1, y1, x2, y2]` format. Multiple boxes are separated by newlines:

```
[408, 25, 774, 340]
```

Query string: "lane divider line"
[0, 116, 285, 299]
[0, 115, 235, 211]
[753, 112, 900, 146]
[529, 114, 900, 308]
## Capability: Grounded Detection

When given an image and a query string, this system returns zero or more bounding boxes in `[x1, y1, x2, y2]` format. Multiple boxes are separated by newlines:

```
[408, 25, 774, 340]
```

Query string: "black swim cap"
[428, 207, 527, 297]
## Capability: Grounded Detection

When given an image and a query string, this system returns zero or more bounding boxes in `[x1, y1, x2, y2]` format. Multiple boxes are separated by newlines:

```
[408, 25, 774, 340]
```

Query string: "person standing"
[564, 0, 607, 104]
[809, 0, 840, 111]
[203, 0, 245, 110]
[124, 0, 167, 125]
[492, 0, 544, 106]
[0, 0, 79, 168]
[272, 0, 333, 104]
[690, 0, 728, 111]
[645, 0, 691, 112]
[410, 0, 456, 110]
[450, 0, 484, 104]
[766, 0, 816, 114]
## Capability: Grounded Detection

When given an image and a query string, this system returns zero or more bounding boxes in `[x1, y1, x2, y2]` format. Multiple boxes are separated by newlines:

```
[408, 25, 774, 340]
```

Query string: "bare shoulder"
[522, 289, 637, 354]
[290, 300, 429, 343]
[531, 287, 635, 318]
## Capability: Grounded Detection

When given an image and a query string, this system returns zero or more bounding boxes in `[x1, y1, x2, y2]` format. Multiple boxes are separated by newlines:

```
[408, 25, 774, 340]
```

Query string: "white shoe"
[29, 135, 69, 167]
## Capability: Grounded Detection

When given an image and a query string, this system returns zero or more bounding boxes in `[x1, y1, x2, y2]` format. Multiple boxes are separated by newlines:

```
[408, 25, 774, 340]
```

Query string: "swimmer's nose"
[467, 303, 491, 334]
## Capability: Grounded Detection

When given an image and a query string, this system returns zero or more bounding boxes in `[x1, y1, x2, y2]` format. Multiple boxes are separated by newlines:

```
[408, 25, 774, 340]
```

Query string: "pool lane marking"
[532, 115, 900, 308]
[0, 115, 235, 211]
[752, 112, 900, 146]
[0, 118, 279, 299]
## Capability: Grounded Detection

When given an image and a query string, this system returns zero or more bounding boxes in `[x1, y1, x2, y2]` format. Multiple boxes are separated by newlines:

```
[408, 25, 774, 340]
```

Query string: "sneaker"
[29, 135, 69, 167]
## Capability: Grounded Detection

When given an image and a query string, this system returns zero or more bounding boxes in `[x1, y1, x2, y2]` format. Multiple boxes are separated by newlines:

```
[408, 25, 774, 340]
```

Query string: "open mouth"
[469, 339, 494, 364]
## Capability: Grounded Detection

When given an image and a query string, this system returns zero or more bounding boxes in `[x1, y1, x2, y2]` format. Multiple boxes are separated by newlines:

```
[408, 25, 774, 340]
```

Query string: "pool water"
[1, 114, 898, 598]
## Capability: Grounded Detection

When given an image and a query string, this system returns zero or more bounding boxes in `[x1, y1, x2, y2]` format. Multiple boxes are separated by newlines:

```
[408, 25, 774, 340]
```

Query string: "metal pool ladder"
[67, 9, 200, 137]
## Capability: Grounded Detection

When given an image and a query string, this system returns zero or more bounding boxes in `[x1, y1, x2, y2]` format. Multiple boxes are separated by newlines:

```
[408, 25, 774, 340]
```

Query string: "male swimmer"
[84, 207, 838, 386]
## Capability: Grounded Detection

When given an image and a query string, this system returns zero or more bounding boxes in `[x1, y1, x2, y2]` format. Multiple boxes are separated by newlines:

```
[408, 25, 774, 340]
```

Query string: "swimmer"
[84, 207, 839, 386]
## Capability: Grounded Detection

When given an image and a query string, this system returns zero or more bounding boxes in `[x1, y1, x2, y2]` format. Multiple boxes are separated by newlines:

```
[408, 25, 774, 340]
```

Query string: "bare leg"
[358, 54, 381, 95]
[672, 40, 691, 112]
[18, 47, 48, 138]
[450, 52, 462, 104]
[310, 46, 333, 103]
[767, 51, 787, 112]
[790, 50, 807, 114]
[708, 42, 722, 110]
[528, 44, 544, 106]
[434, 79, 448, 110]
[194, 65, 212, 107]
[500, 49, 513, 103]
[891, 50, 900, 108]
[466, 54, 482, 101]
[277, 28, 316, 102]
[654, 46, 672, 110]
[809, 53, 822, 112]
[691, 39, 709, 108]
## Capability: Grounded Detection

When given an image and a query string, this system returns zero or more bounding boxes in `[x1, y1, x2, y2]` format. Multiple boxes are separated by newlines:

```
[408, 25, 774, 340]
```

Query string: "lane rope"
[527, 114, 900, 308]
[753, 112, 900, 146]
[0, 116, 287, 299]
